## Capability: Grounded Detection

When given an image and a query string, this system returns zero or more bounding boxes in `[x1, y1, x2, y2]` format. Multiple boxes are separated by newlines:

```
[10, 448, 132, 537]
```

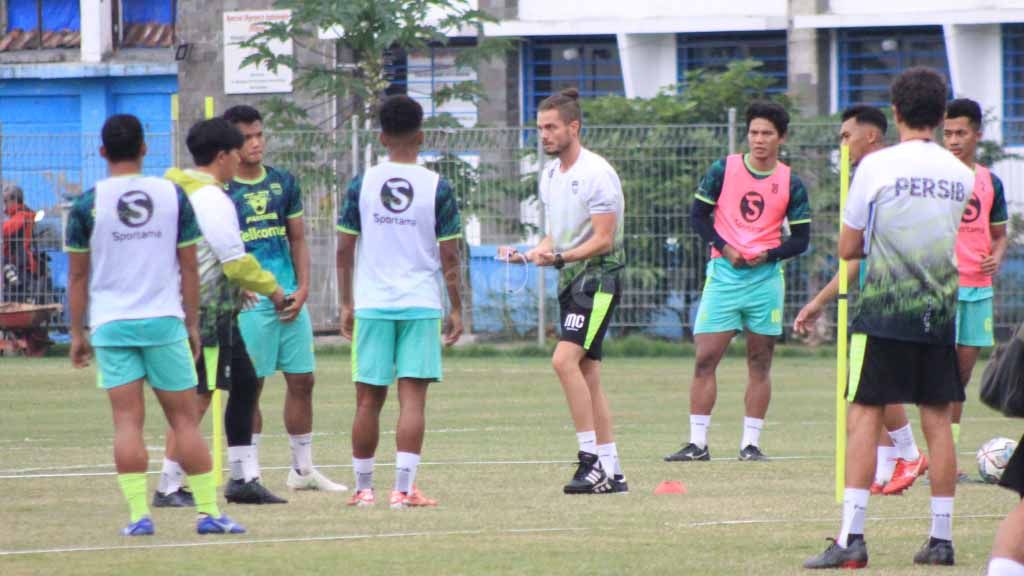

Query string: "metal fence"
[4, 120, 1024, 344]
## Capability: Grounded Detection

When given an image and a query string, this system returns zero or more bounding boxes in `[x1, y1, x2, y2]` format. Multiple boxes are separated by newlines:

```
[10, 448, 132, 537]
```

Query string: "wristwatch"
[553, 253, 565, 270]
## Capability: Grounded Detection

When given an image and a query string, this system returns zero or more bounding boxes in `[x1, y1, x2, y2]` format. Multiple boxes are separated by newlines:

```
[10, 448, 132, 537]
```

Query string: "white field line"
[680, 513, 1004, 528]
[0, 526, 587, 557]
[0, 454, 837, 479]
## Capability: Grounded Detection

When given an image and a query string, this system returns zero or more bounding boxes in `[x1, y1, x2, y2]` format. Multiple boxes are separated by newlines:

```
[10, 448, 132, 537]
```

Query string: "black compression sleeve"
[766, 223, 810, 262]
[691, 200, 727, 251]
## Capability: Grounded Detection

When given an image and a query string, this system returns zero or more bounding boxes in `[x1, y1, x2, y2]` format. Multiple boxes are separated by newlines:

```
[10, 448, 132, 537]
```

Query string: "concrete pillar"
[617, 33, 677, 99]
[787, 0, 830, 116]
[81, 0, 113, 63]
[944, 23, 1003, 142]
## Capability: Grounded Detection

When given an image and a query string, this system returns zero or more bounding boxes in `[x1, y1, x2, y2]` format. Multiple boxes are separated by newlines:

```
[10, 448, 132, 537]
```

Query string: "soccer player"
[156, 118, 291, 506]
[987, 438, 1024, 575]
[804, 67, 974, 569]
[499, 88, 627, 495]
[943, 98, 1009, 452]
[224, 105, 346, 494]
[66, 114, 244, 535]
[337, 94, 463, 508]
[793, 105, 926, 496]
[665, 101, 810, 463]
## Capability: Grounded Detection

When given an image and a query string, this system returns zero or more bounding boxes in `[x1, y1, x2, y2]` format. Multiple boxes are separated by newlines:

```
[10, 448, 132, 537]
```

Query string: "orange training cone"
[654, 480, 687, 495]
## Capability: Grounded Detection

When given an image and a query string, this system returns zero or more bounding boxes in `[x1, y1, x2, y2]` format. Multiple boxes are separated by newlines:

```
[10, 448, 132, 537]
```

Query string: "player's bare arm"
[178, 244, 201, 359]
[983, 223, 1008, 276]
[839, 224, 866, 261]
[68, 251, 92, 368]
[536, 212, 616, 266]
[280, 215, 309, 322]
[336, 231, 357, 341]
[440, 238, 463, 346]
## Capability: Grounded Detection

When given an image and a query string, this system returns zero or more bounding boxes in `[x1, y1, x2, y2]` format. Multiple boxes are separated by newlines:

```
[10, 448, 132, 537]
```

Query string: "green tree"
[240, 0, 507, 130]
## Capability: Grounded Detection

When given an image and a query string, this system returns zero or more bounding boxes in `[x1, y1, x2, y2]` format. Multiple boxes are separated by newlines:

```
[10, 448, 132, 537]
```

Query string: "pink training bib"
[710, 154, 791, 260]
[957, 164, 995, 287]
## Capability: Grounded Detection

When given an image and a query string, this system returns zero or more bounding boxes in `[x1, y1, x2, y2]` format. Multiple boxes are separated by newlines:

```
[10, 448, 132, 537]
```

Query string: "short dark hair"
[890, 67, 948, 130]
[745, 100, 790, 136]
[537, 88, 582, 125]
[946, 97, 983, 130]
[185, 118, 244, 167]
[102, 114, 145, 162]
[378, 95, 424, 137]
[223, 105, 263, 126]
[841, 105, 888, 135]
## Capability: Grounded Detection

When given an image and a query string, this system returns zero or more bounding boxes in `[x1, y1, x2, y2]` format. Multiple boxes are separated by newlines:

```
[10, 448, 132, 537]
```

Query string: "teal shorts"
[95, 339, 198, 391]
[238, 305, 315, 378]
[352, 317, 442, 386]
[956, 297, 994, 347]
[694, 259, 784, 336]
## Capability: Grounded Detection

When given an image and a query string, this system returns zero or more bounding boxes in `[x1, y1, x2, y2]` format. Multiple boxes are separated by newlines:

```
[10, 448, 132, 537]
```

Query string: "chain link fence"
[3, 120, 1024, 344]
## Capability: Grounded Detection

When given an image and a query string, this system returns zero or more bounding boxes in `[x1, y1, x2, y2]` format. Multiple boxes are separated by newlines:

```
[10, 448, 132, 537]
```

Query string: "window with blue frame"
[677, 31, 788, 93]
[1003, 24, 1024, 146]
[386, 41, 479, 127]
[522, 36, 624, 125]
[119, 0, 175, 48]
[838, 26, 950, 109]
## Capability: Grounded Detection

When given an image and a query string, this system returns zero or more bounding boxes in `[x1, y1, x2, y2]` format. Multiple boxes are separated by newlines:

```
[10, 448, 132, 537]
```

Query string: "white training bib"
[89, 176, 184, 329]
[354, 162, 443, 311]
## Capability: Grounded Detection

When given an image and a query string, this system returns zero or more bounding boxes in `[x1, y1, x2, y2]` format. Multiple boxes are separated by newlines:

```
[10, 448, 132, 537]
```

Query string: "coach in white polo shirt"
[501, 88, 627, 496]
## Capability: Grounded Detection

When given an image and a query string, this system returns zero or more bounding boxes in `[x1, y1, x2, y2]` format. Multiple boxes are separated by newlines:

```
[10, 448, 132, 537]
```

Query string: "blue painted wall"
[0, 74, 178, 308]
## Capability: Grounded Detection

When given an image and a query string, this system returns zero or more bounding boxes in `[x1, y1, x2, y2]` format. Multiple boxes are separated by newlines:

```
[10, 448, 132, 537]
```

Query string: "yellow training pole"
[835, 144, 851, 503]
[204, 96, 225, 486]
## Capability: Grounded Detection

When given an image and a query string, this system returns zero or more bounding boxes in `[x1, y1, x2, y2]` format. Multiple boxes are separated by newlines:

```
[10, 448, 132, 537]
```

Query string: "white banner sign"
[223, 10, 293, 95]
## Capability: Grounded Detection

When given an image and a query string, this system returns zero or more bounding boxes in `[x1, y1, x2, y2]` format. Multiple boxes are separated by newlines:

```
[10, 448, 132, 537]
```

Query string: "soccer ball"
[977, 437, 1017, 484]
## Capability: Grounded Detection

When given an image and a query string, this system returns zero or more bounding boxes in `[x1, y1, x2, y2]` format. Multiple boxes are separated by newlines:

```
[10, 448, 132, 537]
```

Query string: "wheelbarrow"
[0, 302, 62, 357]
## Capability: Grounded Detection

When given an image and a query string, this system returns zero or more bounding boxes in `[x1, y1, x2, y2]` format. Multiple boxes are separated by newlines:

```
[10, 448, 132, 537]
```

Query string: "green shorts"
[238, 305, 315, 378]
[95, 339, 198, 391]
[957, 297, 994, 347]
[694, 259, 785, 336]
[352, 317, 442, 386]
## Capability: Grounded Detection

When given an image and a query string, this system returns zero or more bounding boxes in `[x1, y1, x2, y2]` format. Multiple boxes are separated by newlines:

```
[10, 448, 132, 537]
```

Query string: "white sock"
[394, 451, 420, 494]
[930, 496, 954, 541]
[875, 446, 899, 484]
[988, 558, 1024, 576]
[888, 424, 921, 461]
[353, 457, 374, 491]
[228, 446, 247, 481]
[158, 458, 185, 494]
[597, 443, 621, 476]
[227, 445, 259, 482]
[837, 488, 869, 548]
[289, 433, 314, 475]
[576, 431, 597, 455]
[690, 414, 711, 448]
[250, 430, 262, 471]
[741, 417, 764, 449]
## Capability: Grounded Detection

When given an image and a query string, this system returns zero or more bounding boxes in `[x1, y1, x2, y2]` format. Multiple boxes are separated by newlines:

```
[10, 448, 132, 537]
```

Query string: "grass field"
[1, 352, 1020, 575]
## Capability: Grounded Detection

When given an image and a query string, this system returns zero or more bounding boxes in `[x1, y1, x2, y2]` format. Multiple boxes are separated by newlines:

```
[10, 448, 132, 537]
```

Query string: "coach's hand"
[722, 245, 746, 268]
[533, 252, 557, 267]
[241, 290, 260, 311]
[341, 305, 354, 341]
[279, 289, 306, 323]
[793, 301, 823, 336]
[70, 331, 93, 369]
[497, 246, 527, 263]
[444, 309, 463, 346]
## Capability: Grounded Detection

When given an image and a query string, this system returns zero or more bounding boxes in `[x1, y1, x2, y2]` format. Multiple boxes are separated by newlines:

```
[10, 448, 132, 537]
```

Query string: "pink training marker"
[654, 480, 687, 495]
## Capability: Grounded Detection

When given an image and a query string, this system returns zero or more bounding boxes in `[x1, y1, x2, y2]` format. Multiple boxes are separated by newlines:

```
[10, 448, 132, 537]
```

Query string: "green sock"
[188, 471, 220, 518]
[117, 473, 150, 523]
[952, 423, 961, 448]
